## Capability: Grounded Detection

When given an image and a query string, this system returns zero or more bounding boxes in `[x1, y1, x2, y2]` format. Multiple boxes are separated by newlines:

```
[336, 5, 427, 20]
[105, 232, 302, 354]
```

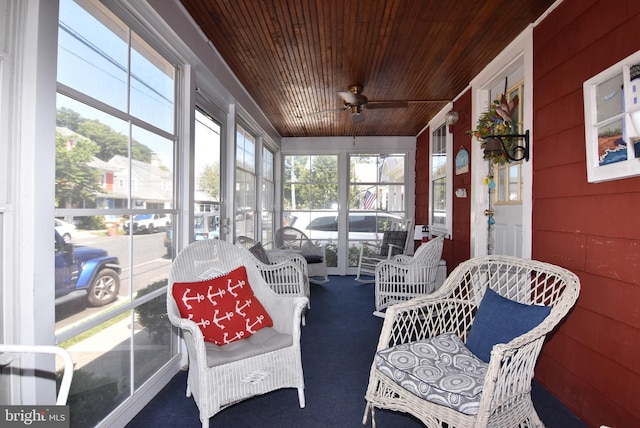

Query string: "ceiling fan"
[310, 84, 448, 123]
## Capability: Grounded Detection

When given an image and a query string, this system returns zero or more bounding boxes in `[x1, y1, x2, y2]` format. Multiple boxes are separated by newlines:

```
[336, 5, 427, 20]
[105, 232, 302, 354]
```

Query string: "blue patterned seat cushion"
[375, 332, 488, 415]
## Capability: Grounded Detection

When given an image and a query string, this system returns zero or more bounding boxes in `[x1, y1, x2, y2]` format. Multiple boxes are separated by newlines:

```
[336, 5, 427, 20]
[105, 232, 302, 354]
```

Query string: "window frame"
[428, 107, 453, 238]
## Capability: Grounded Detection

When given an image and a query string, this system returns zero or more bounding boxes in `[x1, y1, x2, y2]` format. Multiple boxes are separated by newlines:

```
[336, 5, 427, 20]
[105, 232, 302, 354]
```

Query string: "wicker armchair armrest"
[390, 254, 413, 264]
[166, 309, 211, 370]
[476, 324, 552, 423]
[265, 295, 309, 338]
[375, 259, 412, 281]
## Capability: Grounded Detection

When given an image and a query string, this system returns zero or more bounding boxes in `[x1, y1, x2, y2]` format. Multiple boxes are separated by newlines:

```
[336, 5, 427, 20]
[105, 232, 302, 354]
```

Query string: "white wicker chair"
[167, 240, 308, 428]
[363, 255, 580, 428]
[274, 227, 329, 284]
[373, 234, 445, 317]
[356, 218, 414, 283]
[235, 235, 310, 302]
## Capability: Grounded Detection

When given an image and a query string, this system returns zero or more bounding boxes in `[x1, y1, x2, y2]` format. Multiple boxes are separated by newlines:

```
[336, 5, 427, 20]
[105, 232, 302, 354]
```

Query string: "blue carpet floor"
[127, 276, 587, 427]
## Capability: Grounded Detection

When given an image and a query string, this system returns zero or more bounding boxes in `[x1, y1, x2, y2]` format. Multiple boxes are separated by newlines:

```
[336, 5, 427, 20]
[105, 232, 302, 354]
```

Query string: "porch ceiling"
[179, 0, 554, 138]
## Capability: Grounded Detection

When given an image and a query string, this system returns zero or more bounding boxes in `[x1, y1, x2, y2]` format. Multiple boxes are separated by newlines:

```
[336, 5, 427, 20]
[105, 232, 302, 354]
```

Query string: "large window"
[55, 0, 178, 424]
[235, 125, 256, 239]
[261, 147, 275, 244]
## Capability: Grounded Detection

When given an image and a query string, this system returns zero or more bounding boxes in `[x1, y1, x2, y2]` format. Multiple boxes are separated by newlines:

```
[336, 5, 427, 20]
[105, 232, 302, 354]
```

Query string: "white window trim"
[10, 0, 60, 405]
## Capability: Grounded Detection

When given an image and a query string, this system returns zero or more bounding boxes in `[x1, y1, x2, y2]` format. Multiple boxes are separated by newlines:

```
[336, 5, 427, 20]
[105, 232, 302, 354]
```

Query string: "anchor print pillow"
[172, 265, 273, 345]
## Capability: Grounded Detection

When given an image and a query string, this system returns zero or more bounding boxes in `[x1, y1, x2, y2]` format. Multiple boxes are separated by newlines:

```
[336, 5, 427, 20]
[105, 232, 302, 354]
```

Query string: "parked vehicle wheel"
[148, 223, 155, 233]
[61, 233, 72, 243]
[87, 268, 120, 306]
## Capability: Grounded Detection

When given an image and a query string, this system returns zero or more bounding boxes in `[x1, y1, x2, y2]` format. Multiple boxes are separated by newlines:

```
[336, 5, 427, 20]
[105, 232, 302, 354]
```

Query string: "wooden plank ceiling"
[179, 0, 555, 138]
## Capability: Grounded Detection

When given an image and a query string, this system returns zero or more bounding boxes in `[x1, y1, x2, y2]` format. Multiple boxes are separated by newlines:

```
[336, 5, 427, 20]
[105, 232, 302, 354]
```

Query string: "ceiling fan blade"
[308, 106, 348, 116]
[364, 101, 409, 109]
[337, 91, 357, 105]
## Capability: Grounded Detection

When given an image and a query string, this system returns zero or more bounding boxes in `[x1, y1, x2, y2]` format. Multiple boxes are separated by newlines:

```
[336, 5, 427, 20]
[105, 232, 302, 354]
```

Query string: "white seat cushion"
[375, 332, 487, 415]
[205, 327, 292, 367]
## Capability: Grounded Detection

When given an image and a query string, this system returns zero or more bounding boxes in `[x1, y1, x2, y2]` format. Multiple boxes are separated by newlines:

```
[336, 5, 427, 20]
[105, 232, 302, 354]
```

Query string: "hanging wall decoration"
[455, 146, 469, 175]
[468, 94, 519, 165]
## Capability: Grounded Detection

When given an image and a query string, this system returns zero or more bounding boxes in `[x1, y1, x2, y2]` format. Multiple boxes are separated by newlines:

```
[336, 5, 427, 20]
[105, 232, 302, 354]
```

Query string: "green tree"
[77, 120, 153, 163]
[55, 133, 102, 208]
[56, 106, 82, 130]
[297, 155, 338, 209]
[77, 119, 130, 161]
[57, 108, 153, 162]
[197, 163, 220, 201]
[283, 155, 338, 210]
[283, 155, 361, 209]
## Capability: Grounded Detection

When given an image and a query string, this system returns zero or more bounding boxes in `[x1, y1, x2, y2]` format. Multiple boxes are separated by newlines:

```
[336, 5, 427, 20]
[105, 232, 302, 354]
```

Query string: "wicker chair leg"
[362, 402, 370, 425]
[201, 416, 209, 428]
[528, 409, 545, 428]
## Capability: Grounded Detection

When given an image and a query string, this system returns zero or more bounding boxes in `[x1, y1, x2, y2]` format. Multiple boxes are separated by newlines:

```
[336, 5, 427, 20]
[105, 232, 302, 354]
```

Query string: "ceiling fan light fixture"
[350, 105, 362, 115]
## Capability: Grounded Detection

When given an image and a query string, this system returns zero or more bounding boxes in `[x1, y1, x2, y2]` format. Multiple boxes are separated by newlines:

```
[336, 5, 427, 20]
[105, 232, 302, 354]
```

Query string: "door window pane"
[194, 108, 221, 214]
[494, 81, 524, 204]
[348, 154, 407, 266]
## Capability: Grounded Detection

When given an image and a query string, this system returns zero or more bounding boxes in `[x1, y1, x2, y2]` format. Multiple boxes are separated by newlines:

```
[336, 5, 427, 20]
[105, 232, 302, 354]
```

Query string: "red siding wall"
[414, 1, 640, 425]
[415, 131, 431, 233]
[450, 91, 472, 269]
[533, 0, 640, 426]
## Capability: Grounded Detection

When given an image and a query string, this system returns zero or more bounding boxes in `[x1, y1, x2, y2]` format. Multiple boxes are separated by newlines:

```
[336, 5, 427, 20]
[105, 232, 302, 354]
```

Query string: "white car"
[123, 213, 171, 234]
[304, 213, 404, 242]
[55, 218, 77, 243]
[194, 213, 220, 240]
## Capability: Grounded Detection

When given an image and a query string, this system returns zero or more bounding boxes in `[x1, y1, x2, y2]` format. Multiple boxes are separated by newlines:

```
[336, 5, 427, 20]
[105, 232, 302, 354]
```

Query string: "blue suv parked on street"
[55, 230, 121, 308]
